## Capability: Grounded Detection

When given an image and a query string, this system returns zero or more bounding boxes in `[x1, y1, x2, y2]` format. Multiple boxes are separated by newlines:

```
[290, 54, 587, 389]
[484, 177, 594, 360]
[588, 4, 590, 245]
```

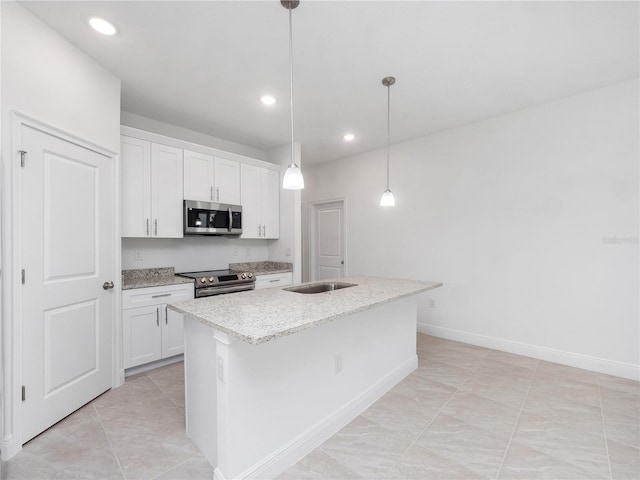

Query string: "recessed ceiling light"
[343, 133, 355, 141]
[261, 96, 276, 105]
[89, 17, 117, 36]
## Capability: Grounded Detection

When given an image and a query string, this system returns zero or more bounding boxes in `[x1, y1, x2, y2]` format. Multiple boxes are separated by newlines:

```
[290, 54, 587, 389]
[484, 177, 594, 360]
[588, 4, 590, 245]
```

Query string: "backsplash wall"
[121, 237, 270, 272]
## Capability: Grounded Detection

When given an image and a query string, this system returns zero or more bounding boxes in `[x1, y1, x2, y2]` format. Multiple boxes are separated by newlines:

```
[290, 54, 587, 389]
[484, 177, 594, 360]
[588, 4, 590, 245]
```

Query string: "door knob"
[102, 281, 114, 290]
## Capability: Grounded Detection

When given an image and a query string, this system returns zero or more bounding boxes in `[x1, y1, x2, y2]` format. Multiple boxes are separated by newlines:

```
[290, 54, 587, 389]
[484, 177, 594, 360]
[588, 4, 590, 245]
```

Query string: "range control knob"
[209, 276, 215, 282]
[241, 273, 247, 279]
[200, 277, 207, 283]
[248, 273, 253, 278]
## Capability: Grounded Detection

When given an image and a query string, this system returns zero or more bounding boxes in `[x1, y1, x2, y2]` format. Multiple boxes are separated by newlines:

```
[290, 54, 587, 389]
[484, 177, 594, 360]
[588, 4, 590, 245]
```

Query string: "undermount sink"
[284, 282, 358, 294]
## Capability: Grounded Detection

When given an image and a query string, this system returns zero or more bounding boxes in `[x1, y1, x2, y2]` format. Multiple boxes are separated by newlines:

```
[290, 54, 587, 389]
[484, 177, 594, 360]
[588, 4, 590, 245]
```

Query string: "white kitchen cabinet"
[183, 149, 214, 202]
[240, 164, 280, 239]
[214, 157, 241, 205]
[121, 136, 184, 238]
[254, 272, 293, 290]
[122, 283, 194, 369]
[183, 153, 240, 205]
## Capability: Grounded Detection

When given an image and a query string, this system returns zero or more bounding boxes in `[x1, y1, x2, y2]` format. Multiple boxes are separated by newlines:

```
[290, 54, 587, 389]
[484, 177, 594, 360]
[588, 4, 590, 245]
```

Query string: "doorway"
[310, 200, 346, 281]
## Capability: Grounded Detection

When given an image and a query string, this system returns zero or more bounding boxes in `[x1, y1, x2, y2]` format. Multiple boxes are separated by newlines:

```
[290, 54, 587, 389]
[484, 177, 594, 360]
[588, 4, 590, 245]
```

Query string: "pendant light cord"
[288, 6, 296, 168]
[386, 82, 391, 190]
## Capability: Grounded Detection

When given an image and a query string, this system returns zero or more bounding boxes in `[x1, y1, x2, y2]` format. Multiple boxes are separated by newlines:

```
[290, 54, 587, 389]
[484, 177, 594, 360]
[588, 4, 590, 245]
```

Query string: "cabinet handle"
[154, 219, 158, 236]
[151, 293, 171, 298]
[156, 307, 160, 326]
[258, 225, 261, 236]
[269, 279, 279, 283]
[262, 225, 266, 237]
[165, 306, 168, 325]
[146, 218, 149, 236]
[216, 187, 220, 201]
[210, 186, 214, 201]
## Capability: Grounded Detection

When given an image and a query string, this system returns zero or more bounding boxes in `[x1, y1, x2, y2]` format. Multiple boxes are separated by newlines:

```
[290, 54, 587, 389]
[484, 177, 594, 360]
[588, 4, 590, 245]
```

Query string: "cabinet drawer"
[255, 272, 293, 290]
[123, 283, 194, 309]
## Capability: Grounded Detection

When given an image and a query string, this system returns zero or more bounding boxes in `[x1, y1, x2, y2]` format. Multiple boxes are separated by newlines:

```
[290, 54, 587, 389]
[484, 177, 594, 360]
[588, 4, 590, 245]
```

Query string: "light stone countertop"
[229, 261, 293, 275]
[122, 267, 195, 290]
[168, 276, 442, 345]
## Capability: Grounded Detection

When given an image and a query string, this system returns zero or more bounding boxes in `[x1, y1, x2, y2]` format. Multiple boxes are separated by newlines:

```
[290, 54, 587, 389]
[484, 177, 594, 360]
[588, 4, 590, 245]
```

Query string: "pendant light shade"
[283, 163, 304, 189]
[282, 0, 304, 190]
[380, 76, 396, 207]
[380, 189, 395, 207]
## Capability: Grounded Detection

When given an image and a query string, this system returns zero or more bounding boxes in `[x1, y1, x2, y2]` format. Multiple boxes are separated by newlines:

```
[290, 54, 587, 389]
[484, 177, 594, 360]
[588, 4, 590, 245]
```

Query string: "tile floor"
[3, 334, 639, 480]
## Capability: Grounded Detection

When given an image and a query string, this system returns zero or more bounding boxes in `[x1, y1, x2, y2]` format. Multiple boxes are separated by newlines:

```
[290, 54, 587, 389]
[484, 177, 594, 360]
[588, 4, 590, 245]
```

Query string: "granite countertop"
[122, 267, 194, 290]
[229, 261, 293, 275]
[169, 276, 442, 345]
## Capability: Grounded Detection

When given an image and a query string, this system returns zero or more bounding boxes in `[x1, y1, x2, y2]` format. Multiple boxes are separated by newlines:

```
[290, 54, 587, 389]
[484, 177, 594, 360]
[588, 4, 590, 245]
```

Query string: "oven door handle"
[196, 284, 254, 297]
[228, 208, 232, 233]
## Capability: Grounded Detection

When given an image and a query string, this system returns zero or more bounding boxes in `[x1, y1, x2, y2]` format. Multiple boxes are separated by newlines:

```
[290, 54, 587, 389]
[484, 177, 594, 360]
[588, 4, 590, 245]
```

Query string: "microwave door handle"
[228, 207, 232, 233]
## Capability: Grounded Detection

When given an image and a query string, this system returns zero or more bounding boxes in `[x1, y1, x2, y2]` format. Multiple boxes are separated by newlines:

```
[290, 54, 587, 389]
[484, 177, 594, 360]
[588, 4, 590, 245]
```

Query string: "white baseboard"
[230, 355, 418, 480]
[418, 323, 639, 381]
[1, 434, 19, 461]
[124, 354, 183, 377]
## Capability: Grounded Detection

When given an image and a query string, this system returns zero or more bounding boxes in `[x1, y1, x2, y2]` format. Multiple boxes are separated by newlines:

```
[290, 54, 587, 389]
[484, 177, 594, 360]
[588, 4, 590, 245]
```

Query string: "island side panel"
[217, 297, 418, 480]
[184, 318, 218, 467]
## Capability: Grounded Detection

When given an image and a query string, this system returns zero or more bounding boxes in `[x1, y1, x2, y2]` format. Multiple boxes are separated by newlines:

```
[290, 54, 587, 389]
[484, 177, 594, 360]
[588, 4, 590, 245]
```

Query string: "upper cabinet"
[121, 136, 184, 238]
[214, 157, 241, 205]
[241, 164, 280, 239]
[183, 150, 214, 202]
[183, 152, 240, 205]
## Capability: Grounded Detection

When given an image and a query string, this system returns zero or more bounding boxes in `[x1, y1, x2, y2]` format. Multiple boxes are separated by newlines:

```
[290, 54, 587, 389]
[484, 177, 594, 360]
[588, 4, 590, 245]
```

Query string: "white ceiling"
[20, 1, 639, 166]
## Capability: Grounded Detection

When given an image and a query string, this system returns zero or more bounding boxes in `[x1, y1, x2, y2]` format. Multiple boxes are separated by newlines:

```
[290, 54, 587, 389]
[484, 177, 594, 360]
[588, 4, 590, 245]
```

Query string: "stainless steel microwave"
[184, 200, 242, 236]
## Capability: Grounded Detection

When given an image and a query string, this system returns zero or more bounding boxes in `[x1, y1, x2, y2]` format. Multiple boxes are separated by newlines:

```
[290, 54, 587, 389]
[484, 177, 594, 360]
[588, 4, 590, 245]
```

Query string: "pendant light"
[281, 0, 304, 190]
[380, 76, 396, 207]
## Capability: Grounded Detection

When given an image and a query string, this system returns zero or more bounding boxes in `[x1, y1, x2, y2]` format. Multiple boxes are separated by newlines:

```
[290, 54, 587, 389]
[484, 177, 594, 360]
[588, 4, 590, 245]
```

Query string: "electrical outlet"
[245, 248, 250, 257]
[285, 247, 291, 257]
[334, 353, 343, 374]
[233, 248, 239, 257]
[133, 250, 143, 261]
[429, 299, 436, 309]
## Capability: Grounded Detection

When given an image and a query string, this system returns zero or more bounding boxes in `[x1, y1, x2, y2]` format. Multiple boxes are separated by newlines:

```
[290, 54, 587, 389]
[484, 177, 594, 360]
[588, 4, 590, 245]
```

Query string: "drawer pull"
[152, 293, 172, 298]
[269, 279, 280, 283]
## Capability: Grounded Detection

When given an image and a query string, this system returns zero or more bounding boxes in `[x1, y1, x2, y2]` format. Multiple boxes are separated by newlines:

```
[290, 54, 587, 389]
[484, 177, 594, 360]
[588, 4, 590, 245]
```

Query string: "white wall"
[1, 1, 122, 459]
[1, 2, 121, 152]
[121, 111, 268, 161]
[121, 237, 269, 272]
[303, 80, 639, 379]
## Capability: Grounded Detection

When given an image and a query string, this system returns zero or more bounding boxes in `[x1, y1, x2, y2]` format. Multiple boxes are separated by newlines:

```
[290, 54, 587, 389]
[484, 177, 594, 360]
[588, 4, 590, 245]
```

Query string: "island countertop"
[168, 276, 442, 345]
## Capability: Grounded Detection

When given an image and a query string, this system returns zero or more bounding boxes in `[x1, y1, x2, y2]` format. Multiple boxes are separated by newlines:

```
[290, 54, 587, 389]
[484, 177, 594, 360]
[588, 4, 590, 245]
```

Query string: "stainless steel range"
[177, 269, 255, 298]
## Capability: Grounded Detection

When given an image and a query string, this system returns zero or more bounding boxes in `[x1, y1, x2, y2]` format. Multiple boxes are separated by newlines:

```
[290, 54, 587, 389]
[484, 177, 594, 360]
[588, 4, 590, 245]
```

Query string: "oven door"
[184, 200, 242, 235]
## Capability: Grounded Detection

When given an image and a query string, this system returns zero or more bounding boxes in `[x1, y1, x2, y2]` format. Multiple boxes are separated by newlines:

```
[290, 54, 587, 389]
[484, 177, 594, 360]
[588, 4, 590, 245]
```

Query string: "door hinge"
[22, 386, 26, 401]
[22, 269, 26, 284]
[19, 150, 27, 168]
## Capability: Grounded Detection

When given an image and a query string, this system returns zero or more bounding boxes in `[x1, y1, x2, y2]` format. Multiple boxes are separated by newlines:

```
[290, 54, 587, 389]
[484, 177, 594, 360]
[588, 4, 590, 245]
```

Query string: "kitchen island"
[169, 276, 442, 480]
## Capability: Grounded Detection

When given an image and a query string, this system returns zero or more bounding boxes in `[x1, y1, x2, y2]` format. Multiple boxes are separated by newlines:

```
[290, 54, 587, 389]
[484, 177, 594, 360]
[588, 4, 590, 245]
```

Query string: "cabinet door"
[214, 157, 241, 205]
[261, 168, 280, 239]
[240, 163, 261, 239]
[184, 150, 214, 202]
[121, 136, 151, 237]
[162, 306, 185, 358]
[122, 305, 162, 368]
[151, 143, 184, 238]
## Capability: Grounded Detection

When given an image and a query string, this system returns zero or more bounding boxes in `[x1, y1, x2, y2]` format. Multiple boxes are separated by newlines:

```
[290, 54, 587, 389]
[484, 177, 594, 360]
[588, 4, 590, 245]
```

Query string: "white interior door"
[20, 124, 114, 443]
[313, 201, 345, 281]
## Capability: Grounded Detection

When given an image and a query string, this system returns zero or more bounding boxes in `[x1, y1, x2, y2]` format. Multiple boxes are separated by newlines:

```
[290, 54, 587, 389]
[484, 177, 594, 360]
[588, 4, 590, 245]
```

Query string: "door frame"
[1, 112, 121, 460]
[308, 198, 347, 282]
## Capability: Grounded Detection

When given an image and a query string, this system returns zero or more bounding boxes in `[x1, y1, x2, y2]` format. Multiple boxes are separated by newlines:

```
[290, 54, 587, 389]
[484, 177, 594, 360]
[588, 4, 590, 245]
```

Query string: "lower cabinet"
[255, 272, 293, 290]
[122, 283, 194, 369]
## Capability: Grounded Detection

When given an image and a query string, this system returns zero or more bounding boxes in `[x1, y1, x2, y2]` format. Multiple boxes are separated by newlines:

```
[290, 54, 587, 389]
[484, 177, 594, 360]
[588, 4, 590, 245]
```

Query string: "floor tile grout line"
[380, 372, 468, 480]
[150, 453, 200, 480]
[493, 358, 539, 480]
[91, 400, 127, 480]
[597, 375, 614, 480]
